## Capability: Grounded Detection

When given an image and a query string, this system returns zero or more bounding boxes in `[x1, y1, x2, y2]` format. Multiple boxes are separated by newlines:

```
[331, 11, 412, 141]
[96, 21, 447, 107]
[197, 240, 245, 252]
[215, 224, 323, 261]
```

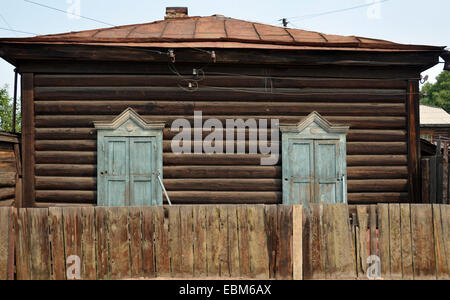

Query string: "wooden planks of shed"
[6, 205, 300, 280]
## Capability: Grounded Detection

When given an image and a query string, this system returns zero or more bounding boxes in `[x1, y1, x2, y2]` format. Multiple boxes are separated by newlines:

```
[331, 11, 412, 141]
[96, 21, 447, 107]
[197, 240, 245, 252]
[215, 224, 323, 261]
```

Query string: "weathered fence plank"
[128, 207, 143, 278]
[0, 207, 14, 280]
[248, 205, 269, 279]
[276, 205, 293, 280]
[63, 207, 82, 280]
[228, 205, 240, 278]
[411, 204, 437, 279]
[180, 205, 194, 277]
[265, 205, 278, 279]
[389, 204, 402, 279]
[192, 205, 207, 277]
[237, 205, 251, 278]
[95, 207, 109, 279]
[141, 207, 155, 278]
[168, 206, 181, 276]
[292, 205, 302, 280]
[400, 204, 414, 280]
[433, 204, 449, 279]
[332, 204, 356, 280]
[81, 207, 96, 280]
[377, 204, 391, 279]
[108, 207, 130, 279]
[28, 208, 51, 280]
[218, 206, 229, 277]
[49, 207, 65, 280]
[356, 205, 369, 279]
[14, 209, 30, 279]
[154, 206, 170, 277]
[206, 205, 220, 277]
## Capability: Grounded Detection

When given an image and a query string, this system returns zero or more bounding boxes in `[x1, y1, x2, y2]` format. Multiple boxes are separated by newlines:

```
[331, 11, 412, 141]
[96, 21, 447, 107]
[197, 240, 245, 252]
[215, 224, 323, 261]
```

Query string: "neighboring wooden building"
[420, 104, 450, 143]
[0, 132, 21, 207]
[0, 8, 446, 207]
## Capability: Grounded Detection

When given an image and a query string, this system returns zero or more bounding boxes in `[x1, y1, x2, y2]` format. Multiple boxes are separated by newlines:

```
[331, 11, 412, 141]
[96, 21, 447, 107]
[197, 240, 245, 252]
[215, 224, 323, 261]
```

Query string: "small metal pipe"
[157, 173, 172, 206]
[12, 68, 18, 133]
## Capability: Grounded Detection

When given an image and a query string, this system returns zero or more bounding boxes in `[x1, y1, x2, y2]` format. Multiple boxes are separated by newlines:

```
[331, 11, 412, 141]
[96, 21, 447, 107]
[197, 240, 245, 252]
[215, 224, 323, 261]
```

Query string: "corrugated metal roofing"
[0, 15, 444, 52]
[420, 105, 450, 125]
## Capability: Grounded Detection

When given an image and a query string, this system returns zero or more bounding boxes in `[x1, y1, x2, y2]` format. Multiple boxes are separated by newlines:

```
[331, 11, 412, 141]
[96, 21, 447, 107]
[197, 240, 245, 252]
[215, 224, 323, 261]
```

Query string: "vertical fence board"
[128, 207, 143, 278]
[276, 205, 293, 280]
[323, 205, 336, 279]
[411, 204, 436, 279]
[80, 207, 96, 280]
[377, 204, 391, 279]
[237, 205, 251, 278]
[0, 208, 13, 280]
[422, 158, 430, 203]
[292, 205, 302, 280]
[248, 205, 269, 279]
[63, 207, 82, 280]
[141, 207, 155, 278]
[369, 205, 377, 257]
[389, 204, 402, 279]
[108, 207, 130, 279]
[168, 206, 181, 277]
[95, 207, 109, 280]
[311, 204, 326, 279]
[433, 205, 449, 279]
[399, 204, 414, 280]
[356, 205, 369, 279]
[180, 205, 194, 277]
[333, 204, 356, 280]
[193, 205, 207, 277]
[218, 206, 229, 277]
[228, 206, 240, 278]
[302, 206, 312, 279]
[441, 205, 450, 277]
[206, 205, 220, 277]
[443, 142, 448, 204]
[49, 207, 65, 280]
[14, 209, 30, 280]
[28, 208, 50, 280]
[265, 205, 278, 279]
[430, 156, 437, 203]
[154, 206, 170, 277]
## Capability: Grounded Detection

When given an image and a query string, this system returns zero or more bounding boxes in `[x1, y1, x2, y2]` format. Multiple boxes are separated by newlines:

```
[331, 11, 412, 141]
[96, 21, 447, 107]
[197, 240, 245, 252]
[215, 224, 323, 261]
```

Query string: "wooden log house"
[0, 7, 446, 208]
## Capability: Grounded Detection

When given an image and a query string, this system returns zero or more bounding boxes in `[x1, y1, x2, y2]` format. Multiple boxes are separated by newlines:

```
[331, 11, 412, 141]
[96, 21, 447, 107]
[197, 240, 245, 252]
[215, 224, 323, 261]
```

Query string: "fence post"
[443, 141, 448, 204]
[436, 141, 444, 204]
[421, 158, 430, 203]
[292, 205, 303, 280]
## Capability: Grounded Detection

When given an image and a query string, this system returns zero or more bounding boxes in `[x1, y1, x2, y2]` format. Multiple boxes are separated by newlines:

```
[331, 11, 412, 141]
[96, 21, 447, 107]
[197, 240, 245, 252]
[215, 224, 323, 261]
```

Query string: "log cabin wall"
[26, 61, 415, 207]
[0, 132, 21, 207]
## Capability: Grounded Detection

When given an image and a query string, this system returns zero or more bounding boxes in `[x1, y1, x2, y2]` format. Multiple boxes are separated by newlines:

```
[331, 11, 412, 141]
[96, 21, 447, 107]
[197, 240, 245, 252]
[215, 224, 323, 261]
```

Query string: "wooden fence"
[0, 204, 448, 280]
[421, 140, 449, 204]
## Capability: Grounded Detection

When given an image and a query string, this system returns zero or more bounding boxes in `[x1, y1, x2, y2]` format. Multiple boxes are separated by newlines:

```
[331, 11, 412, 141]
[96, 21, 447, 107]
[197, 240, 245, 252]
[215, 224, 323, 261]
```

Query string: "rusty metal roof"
[0, 15, 444, 52]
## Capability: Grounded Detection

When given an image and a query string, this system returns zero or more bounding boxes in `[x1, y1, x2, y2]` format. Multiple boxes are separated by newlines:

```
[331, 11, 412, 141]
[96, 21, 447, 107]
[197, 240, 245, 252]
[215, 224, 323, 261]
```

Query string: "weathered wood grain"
[128, 207, 143, 278]
[14, 208, 31, 280]
[192, 205, 207, 277]
[94, 207, 109, 279]
[180, 205, 194, 277]
[276, 205, 293, 280]
[377, 204, 391, 279]
[247, 205, 269, 279]
[292, 205, 302, 280]
[154, 206, 170, 277]
[108, 207, 130, 279]
[227, 205, 240, 278]
[237, 205, 251, 278]
[168, 206, 181, 277]
[400, 204, 414, 280]
[141, 207, 155, 278]
[63, 207, 82, 280]
[206, 205, 220, 277]
[28, 208, 51, 280]
[356, 205, 369, 279]
[80, 207, 96, 280]
[432, 205, 449, 279]
[0, 207, 13, 280]
[264, 205, 278, 278]
[49, 207, 65, 280]
[389, 204, 402, 279]
[332, 204, 356, 279]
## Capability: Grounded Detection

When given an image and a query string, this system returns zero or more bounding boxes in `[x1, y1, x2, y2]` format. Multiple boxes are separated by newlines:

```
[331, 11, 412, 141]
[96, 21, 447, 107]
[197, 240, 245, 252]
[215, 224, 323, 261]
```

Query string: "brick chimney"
[165, 7, 188, 19]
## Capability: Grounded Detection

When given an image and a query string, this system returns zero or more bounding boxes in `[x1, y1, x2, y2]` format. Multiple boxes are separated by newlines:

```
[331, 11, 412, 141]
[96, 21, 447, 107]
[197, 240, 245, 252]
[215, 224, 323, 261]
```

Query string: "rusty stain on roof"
[0, 15, 444, 52]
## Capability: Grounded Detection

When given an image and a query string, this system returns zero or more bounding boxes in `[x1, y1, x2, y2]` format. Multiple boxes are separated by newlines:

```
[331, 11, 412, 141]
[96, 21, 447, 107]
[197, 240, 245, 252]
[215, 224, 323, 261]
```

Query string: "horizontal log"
[35, 190, 281, 204]
[34, 74, 408, 89]
[36, 190, 96, 203]
[36, 151, 97, 164]
[0, 173, 16, 187]
[34, 86, 406, 102]
[36, 164, 97, 177]
[35, 177, 282, 192]
[347, 155, 407, 166]
[164, 166, 281, 178]
[0, 199, 15, 207]
[164, 153, 276, 165]
[0, 162, 18, 173]
[347, 193, 409, 204]
[35, 127, 408, 142]
[35, 139, 407, 155]
[0, 187, 15, 200]
[19, 61, 421, 79]
[34, 202, 95, 208]
[0, 151, 15, 161]
[347, 179, 408, 192]
[347, 166, 408, 179]
[35, 115, 406, 129]
[34, 101, 406, 116]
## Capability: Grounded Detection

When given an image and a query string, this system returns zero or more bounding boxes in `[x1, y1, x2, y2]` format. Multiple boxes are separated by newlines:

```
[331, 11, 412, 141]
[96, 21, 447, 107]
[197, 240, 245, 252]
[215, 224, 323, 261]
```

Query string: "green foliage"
[0, 85, 21, 132]
[420, 71, 450, 113]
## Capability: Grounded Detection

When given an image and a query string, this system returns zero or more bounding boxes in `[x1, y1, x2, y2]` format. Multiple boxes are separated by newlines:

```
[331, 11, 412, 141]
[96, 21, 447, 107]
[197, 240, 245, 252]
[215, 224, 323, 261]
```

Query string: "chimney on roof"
[165, 7, 188, 19]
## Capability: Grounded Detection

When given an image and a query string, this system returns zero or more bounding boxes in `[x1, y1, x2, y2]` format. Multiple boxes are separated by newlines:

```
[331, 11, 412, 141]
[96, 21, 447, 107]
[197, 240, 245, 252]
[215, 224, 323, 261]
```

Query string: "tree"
[0, 85, 21, 132]
[420, 71, 450, 113]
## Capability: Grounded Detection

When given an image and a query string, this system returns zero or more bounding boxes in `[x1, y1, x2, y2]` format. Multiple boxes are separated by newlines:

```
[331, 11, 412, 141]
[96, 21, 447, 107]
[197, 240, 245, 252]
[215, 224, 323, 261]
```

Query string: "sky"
[0, 0, 448, 96]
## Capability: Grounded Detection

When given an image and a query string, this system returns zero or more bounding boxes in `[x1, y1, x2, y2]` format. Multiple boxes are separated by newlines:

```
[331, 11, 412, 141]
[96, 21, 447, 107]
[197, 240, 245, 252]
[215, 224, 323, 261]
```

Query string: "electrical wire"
[278, 0, 391, 22]
[0, 26, 37, 35]
[0, 12, 13, 30]
[23, 0, 116, 27]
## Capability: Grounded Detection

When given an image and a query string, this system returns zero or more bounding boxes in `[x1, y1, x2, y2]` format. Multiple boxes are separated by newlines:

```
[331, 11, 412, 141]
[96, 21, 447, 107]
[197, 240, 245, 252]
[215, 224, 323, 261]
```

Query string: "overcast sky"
[0, 0, 448, 95]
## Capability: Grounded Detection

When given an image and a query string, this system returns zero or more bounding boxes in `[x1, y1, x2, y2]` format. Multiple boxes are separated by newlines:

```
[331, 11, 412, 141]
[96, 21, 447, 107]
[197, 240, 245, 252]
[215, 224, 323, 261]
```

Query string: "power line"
[282, 0, 391, 22]
[23, 0, 116, 27]
[0, 27, 37, 36]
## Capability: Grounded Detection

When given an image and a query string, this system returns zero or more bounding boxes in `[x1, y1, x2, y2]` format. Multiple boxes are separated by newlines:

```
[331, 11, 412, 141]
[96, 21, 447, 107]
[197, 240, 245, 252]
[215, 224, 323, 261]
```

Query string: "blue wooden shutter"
[103, 137, 129, 206]
[314, 140, 342, 204]
[129, 137, 160, 206]
[283, 139, 314, 205]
